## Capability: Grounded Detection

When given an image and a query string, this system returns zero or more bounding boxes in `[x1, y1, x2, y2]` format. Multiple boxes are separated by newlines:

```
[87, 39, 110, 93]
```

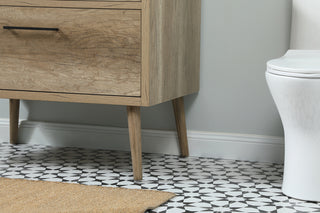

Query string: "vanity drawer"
[0, 0, 142, 9]
[0, 7, 141, 96]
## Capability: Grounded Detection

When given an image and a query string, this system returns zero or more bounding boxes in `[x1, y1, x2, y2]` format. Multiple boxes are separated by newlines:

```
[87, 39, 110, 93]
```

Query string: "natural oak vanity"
[0, 0, 201, 180]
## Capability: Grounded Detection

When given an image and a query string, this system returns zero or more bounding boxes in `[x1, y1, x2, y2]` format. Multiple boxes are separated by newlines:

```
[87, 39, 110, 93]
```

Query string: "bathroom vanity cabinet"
[0, 0, 201, 180]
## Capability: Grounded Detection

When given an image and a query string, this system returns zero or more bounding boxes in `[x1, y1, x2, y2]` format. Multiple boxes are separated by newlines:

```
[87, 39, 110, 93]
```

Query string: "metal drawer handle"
[3, 26, 59, 31]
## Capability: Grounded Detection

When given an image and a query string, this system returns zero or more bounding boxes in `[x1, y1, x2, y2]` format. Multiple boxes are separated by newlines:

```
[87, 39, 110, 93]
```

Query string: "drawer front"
[0, 1, 142, 9]
[0, 7, 141, 96]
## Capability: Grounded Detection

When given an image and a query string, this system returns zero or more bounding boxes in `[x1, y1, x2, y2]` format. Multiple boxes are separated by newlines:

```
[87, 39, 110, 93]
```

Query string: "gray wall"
[0, 0, 292, 137]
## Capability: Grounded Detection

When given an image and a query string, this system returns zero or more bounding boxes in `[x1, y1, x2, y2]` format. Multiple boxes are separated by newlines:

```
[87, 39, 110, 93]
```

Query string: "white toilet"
[266, 0, 320, 202]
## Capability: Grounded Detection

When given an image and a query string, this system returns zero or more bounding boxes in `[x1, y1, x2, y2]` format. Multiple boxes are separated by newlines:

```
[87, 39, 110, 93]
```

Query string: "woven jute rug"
[0, 178, 175, 213]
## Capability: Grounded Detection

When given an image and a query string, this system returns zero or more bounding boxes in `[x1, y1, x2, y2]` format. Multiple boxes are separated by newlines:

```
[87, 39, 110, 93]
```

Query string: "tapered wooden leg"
[127, 106, 142, 180]
[10, 99, 20, 145]
[172, 97, 189, 157]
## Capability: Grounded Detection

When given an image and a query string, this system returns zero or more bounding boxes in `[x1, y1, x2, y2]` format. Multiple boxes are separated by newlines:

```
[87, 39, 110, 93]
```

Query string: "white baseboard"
[0, 119, 284, 163]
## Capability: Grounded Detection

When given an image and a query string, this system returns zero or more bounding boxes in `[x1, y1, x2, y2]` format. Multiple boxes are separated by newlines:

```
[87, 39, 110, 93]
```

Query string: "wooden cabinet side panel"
[145, 0, 201, 106]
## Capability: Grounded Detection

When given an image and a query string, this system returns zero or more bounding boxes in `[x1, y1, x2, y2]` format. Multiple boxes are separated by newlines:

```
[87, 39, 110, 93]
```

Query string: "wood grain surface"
[127, 106, 142, 180]
[0, 7, 141, 96]
[9, 99, 20, 145]
[141, 0, 201, 106]
[0, 0, 141, 9]
[0, 90, 142, 106]
[172, 97, 189, 157]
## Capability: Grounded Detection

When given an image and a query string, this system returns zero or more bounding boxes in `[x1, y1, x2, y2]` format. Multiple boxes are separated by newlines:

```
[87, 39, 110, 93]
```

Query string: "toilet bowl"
[266, 50, 320, 201]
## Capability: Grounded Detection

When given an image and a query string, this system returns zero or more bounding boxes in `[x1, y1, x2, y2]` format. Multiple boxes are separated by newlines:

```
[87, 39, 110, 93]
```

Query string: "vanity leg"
[127, 106, 142, 181]
[172, 97, 189, 157]
[10, 99, 20, 145]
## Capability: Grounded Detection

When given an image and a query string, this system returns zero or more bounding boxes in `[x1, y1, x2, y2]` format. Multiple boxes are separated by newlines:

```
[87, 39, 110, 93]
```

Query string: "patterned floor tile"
[0, 142, 320, 213]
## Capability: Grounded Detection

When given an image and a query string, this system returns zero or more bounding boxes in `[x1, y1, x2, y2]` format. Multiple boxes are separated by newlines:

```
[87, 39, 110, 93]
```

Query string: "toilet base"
[281, 135, 320, 202]
[266, 72, 320, 202]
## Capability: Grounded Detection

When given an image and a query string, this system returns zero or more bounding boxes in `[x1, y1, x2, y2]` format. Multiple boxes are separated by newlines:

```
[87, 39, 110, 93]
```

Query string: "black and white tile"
[0, 142, 319, 213]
